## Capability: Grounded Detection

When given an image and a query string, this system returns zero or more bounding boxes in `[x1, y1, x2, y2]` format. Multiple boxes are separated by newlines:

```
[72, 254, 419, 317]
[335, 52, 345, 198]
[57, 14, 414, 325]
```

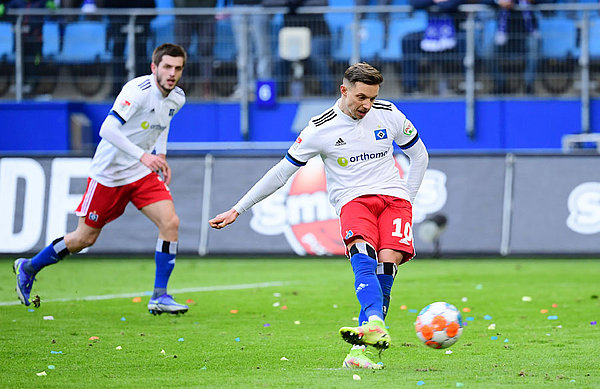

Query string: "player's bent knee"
[349, 241, 377, 261]
[349, 242, 378, 275]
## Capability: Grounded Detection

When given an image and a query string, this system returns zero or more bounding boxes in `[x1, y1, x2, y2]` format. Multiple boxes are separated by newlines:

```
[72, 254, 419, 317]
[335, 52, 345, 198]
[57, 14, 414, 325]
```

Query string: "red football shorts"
[75, 172, 173, 228]
[339, 194, 415, 264]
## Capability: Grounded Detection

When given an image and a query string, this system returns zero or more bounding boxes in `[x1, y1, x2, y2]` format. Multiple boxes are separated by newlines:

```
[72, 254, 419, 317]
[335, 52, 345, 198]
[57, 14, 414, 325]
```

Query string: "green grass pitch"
[1, 257, 599, 388]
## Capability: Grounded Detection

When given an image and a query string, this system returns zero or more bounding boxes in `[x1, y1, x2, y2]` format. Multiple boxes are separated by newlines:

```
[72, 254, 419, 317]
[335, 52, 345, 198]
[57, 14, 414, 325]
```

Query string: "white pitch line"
[0, 281, 292, 307]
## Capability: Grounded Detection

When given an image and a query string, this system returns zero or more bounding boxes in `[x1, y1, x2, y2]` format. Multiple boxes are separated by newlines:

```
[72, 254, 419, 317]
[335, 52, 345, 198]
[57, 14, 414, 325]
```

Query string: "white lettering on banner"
[46, 158, 91, 245]
[0, 158, 45, 252]
[567, 182, 600, 234]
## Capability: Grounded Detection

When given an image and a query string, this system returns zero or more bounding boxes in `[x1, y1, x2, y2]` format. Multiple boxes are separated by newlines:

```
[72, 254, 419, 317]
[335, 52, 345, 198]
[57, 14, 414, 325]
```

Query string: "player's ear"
[340, 84, 347, 96]
[151, 62, 157, 74]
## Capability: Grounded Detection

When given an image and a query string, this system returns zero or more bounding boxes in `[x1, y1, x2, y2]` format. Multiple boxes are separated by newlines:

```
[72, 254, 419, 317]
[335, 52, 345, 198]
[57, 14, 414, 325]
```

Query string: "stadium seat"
[214, 19, 236, 62]
[60, 21, 110, 63]
[380, 12, 427, 61]
[331, 19, 386, 62]
[0, 22, 14, 61]
[42, 22, 61, 59]
[152, 0, 175, 46]
[538, 16, 579, 58]
[589, 17, 600, 58]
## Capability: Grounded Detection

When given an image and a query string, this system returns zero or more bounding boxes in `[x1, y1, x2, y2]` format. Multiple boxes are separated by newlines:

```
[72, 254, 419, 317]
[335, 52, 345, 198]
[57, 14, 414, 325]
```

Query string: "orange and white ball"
[415, 301, 463, 349]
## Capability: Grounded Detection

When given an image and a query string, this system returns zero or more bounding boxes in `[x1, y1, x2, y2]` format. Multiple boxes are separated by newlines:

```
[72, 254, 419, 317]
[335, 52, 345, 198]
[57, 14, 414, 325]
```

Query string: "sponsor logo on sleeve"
[403, 120, 415, 136]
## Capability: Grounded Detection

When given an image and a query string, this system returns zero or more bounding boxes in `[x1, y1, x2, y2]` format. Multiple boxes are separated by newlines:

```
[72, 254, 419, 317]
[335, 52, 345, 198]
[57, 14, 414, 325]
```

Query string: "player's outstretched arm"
[209, 208, 240, 229]
[209, 157, 301, 230]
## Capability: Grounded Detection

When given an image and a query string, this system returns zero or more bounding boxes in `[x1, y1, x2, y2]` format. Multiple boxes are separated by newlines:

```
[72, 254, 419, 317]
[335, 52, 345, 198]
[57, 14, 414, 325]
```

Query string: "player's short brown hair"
[152, 43, 187, 67]
[343, 62, 383, 86]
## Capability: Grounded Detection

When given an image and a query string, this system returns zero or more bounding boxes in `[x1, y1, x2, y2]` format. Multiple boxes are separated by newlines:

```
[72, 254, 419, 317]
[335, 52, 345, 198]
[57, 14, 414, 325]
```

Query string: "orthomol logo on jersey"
[141, 121, 150, 129]
[248, 156, 447, 256]
[337, 150, 388, 167]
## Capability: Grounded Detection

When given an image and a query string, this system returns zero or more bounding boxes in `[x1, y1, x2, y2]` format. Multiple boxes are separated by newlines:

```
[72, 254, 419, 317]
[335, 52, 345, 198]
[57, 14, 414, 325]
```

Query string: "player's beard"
[157, 73, 178, 94]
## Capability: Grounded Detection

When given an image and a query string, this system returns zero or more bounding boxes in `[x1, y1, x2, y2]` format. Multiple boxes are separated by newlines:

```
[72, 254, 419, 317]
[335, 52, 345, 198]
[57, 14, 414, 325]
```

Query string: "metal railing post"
[579, 11, 590, 134]
[126, 14, 137, 81]
[350, 11, 361, 65]
[464, 12, 476, 139]
[240, 13, 250, 140]
[14, 15, 23, 102]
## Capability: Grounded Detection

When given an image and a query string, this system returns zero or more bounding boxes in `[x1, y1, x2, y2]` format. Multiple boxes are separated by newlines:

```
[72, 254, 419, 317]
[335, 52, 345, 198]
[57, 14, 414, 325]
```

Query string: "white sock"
[368, 315, 384, 323]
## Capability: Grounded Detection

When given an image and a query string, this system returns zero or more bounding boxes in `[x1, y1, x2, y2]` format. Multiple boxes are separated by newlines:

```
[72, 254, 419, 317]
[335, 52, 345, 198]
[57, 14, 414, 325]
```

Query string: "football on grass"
[415, 301, 463, 349]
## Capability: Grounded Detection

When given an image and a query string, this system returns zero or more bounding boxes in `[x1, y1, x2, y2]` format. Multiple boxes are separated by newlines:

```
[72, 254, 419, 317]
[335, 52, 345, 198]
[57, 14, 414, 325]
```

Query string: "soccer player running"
[209, 62, 429, 369]
[14, 43, 189, 315]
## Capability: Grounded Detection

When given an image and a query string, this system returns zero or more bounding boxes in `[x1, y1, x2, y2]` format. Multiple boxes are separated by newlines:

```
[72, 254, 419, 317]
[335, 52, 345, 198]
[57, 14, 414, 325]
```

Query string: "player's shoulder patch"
[372, 99, 393, 111]
[311, 108, 337, 127]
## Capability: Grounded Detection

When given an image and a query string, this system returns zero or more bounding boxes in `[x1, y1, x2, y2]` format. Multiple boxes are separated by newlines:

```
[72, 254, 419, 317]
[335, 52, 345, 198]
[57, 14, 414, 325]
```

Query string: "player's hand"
[157, 154, 171, 185]
[209, 208, 239, 229]
[140, 153, 171, 185]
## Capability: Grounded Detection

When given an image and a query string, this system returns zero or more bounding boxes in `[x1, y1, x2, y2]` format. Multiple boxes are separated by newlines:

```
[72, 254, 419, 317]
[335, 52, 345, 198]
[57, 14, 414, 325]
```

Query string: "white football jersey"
[90, 75, 186, 186]
[287, 99, 419, 215]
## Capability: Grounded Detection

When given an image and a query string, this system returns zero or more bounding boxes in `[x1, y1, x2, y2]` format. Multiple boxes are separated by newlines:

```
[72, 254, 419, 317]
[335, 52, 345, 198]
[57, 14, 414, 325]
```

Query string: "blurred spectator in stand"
[264, 0, 335, 97]
[2, 0, 56, 95]
[483, 0, 544, 95]
[228, 0, 272, 99]
[400, 0, 465, 95]
[174, 0, 216, 97]
[101, 0, 156, 97]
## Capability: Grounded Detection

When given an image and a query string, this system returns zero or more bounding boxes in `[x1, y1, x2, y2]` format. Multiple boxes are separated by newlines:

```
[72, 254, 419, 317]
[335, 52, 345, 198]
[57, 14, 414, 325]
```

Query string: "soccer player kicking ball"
[209, 62, 429, 369]
[14, 43, 189, 315]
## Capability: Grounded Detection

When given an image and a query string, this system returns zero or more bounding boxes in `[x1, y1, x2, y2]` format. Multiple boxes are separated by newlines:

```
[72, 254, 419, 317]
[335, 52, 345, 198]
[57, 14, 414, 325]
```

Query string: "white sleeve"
[233, 158, 300, 214]
[99, 114, 145, 160]
[401, 138, 429, 202]
[155, 127, 169, 155]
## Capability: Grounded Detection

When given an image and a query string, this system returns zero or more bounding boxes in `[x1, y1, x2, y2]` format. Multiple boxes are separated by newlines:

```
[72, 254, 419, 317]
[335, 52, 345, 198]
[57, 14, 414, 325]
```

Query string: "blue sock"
[153, 239, 177, 298]
[350, 243, 383, 321]
[27, 237, 70, 275]
[377, 262, 397, 320]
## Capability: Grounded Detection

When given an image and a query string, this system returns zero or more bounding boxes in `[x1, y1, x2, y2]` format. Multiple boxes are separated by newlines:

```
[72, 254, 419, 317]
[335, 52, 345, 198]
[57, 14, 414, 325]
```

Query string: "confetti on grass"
[417, 380, 425, 386]
[230, 310, 238, 314]
[47, 365, 55, 369]
[591, 321, 597, 326]
[36, 371, 47, 376]
[50, 351, 62, 354]
[547, 315, 558, 320]
[521, 296, 532, 302]
[89, 336, 100, 341]
[178, 338, 184, 342]
[132, 297, 142, 303]
[43, 316, 54, 320]
[352, 375, 361, 381]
